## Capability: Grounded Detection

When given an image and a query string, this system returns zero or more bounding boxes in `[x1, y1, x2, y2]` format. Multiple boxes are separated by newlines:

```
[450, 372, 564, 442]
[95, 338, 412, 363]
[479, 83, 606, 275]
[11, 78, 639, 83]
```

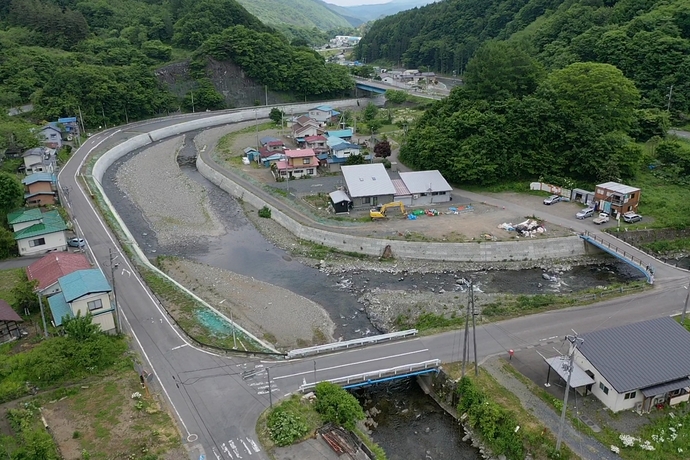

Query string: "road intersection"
[57, 111, 689, 460]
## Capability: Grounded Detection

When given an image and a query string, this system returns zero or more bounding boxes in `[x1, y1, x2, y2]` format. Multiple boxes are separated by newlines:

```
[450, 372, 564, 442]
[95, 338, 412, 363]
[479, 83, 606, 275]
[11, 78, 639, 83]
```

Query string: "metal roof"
[596, 181, 640, 194]
[341, 164, 395, 198]
[544, 356, 595, 388]
[22, 173, 56, 185]
[641, 377, 690, 397]
[332, 143, 360, 151]
[58, 268, 111, 303]
[399, 170, 452, 194]
[27, 253, 91, 291]
[325, 129, 352, 138]
[0, 299, 22, 322]
[329, 190, 351, 204]
[578, 317, 690, 393]
[327, 136, 347, 148]
[47, 292, 73, 326]
[391, 179, 411, 196]
[7, 208, 43, 225]
[285, 148, 316, 158]
[13, 210, 68, 240]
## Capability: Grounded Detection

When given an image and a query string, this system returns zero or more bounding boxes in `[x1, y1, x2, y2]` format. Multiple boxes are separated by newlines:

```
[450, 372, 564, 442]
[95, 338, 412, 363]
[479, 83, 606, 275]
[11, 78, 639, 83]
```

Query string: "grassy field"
[0, 268, 24, 305]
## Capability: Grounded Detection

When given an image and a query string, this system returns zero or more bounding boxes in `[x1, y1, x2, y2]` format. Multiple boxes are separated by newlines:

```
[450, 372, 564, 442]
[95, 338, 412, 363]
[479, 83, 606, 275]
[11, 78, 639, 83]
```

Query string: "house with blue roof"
[7, 209, 69, 256]
[47, 268, 116, 334]
[324, 128, 353, 140]
[22, 173, 57, 207]
[308, 105, 340, 124]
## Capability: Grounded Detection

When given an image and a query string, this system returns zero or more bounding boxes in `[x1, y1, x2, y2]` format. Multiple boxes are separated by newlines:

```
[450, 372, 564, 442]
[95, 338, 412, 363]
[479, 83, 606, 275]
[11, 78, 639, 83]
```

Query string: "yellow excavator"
[370, 201, 406, 219]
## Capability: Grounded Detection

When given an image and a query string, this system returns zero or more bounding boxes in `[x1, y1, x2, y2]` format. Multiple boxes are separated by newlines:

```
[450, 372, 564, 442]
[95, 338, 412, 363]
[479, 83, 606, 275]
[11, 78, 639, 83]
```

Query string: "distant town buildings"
[329, 36, 361, 47]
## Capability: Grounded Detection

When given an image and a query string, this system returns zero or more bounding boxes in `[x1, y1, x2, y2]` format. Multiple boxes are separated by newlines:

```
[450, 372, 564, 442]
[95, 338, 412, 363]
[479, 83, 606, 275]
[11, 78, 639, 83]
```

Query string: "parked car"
[593, 213, 610, 225]
[543, 195, 561, 205]
[623, 212, 642, 223]
[68, 237, 85, 248]
[576, 208, 595, 219]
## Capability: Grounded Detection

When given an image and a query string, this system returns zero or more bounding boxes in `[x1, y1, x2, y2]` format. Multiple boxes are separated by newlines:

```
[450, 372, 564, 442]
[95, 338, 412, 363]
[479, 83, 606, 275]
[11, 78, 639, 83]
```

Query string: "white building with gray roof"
[572, 316, 690, 413]
[341, 164, 395, 210]
[399, 170, 452, 206]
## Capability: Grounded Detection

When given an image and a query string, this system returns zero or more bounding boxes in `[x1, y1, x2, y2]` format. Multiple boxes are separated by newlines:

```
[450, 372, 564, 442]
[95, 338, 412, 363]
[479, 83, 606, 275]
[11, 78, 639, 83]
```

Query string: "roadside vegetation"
[445, 363, 573, 460]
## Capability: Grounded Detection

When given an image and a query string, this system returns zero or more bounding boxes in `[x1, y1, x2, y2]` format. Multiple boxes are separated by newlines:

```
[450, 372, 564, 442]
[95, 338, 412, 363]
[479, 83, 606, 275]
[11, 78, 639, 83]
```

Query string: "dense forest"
[356, 0, 689, 117]
[0, 0, 352, 140]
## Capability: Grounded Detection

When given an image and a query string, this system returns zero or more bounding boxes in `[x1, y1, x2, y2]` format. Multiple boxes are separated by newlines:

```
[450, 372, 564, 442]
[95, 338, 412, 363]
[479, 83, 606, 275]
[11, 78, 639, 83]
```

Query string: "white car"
[576, 208, 595, 219]
[543, 195, 561, 205]
[68, 237, 85, 248]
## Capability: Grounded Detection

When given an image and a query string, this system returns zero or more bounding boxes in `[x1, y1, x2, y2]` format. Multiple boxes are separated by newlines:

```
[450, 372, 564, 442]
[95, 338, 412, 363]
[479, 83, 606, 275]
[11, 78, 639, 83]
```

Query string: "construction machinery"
[370, 201, 406, 219]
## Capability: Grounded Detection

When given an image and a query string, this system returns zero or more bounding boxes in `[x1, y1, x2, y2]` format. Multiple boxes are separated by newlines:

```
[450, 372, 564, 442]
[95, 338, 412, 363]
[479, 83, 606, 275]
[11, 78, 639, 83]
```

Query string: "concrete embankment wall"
[196, 157, 587, 262]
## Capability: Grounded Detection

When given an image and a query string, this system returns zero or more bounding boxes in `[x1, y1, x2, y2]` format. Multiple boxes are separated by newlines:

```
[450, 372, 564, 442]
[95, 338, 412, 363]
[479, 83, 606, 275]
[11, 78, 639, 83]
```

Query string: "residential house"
[266, 140, 285, 152]
[594, 182, 641, 216]
[22, 147, 56, 175]
[341, 163, 395, 209]
[308, 105, 340, 124]
[260, 136, 280, 147]
[0, 299, 24, 344]
[47, 268, 116, 334]
[37, 124, 63, 149]
[275, 149, 318, 179]
[26, 252, 92, 296]
[398, 170, 452, 206]
[327, 142, 363, 172]
[243, 147, 260, 163]
[7, 209, 68, 256]
[571, 317, 690, 413]
[291, 116, 320, 140]
[326, 136, 348, 149]
[259, 147, 285, 168]
[57, 117, 79, 138]
[324, 129, 353, 141]
[304, 135, 328, 151]
[22, 173, 58, 207]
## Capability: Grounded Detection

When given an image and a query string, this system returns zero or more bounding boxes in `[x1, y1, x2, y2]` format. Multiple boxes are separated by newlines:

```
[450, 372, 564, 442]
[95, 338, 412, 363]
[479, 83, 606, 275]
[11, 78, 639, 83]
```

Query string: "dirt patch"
[158, 258, 335, 349]
[25, 372, 185, 460]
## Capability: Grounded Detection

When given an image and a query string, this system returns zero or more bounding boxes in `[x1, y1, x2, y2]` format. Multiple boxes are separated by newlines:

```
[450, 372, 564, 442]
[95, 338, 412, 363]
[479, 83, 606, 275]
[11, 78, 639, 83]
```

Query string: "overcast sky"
[323, 0, 392, 6]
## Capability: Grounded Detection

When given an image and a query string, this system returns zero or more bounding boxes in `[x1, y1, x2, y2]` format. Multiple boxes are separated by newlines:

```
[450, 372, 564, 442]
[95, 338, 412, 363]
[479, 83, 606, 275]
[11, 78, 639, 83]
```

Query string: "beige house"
[7, 209, 68, 256]
[47, 268, 116, 334]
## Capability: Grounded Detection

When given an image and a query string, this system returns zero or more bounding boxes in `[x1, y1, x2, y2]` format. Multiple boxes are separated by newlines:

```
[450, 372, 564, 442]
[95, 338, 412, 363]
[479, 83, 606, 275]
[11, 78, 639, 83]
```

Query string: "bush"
[314, 382, 365, 430]
[258, 206, 272, 218]
[267, 407, 309, 446]
[382, 159, 391, 169]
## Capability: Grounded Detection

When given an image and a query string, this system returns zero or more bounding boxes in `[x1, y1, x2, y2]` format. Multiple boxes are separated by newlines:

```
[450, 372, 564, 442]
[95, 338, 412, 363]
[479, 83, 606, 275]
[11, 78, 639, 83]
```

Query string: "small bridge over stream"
[580, 232, 654, 284]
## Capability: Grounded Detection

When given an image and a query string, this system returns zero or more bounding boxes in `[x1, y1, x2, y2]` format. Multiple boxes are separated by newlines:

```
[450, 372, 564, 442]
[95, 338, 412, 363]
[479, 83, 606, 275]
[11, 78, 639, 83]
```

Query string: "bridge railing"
[580, 232, 654, 283]
[298, 359, 440, 392]
[286, 329, 418, 359]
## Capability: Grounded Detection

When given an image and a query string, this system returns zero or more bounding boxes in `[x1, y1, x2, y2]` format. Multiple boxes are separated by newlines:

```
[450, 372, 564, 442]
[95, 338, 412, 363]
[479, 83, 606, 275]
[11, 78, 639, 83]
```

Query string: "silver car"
[543, 195, 561, 205]
[576, 208, 595, 219]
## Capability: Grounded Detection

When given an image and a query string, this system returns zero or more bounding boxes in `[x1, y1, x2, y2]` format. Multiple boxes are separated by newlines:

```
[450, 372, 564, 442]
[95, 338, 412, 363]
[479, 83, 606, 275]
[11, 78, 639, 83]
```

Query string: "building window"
[624, 391, 636, 400]
[363, 197, 371, 204]
[303, 158, 310, 165]
[599, 382, 609, 395]
[29, 238, 46, 247]
[307, 169, 314, 175]
[88, 299, 103, 311]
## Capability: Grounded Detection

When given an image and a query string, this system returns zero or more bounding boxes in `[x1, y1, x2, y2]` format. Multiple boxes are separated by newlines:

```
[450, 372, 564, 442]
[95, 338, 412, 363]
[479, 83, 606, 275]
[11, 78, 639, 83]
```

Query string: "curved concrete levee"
[90, 101, 365, 352]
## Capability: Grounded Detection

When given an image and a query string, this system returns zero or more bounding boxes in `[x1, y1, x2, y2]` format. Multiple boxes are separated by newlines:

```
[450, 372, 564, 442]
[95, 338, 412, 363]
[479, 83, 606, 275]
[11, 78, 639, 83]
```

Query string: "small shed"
[0, 299, 23, 343]
[329, 190, 351, 214]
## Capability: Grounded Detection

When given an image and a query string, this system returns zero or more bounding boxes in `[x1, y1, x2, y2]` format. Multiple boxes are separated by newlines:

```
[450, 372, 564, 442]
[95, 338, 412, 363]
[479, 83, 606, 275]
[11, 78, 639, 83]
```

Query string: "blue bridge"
[299, 359, 441, 392]
[355, 81, 388, 94]
[580, 232, 654, 284]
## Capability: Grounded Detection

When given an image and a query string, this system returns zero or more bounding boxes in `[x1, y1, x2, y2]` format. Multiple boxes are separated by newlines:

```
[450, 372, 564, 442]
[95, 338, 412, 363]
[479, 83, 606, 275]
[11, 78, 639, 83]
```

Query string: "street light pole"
[682, 279, 690, 326]
[36, 289, 49, 338]
[556, 335, 584, 451]
[313, 361, 317, 384]
[109, 249, 122, 334]
[267, 367, 273, 408]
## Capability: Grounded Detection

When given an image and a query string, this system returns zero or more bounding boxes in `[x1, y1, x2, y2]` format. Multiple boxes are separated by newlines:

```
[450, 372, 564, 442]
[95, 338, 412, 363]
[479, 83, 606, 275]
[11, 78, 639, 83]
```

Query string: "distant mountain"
[234, 0, 354, 31]
[323, 0, 438, 23]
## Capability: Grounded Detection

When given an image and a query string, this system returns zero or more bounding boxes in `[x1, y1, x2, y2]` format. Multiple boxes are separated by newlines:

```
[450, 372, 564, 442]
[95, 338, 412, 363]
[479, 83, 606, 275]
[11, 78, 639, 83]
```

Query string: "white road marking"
[247, 438, 260, 453]
[212, 447, 222, 460]
[221, 443, 233, 459]
[228, 440, 241, 459]
[539, 336, 559, 341]
[240, 439, 251, 455]
[171, 344, 188, 351]
[273, 349, 429, 380]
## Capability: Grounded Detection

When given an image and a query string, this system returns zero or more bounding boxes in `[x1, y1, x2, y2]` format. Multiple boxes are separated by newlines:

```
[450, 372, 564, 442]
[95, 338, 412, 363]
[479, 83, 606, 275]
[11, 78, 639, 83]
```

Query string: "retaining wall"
[197, 158, 587, 262]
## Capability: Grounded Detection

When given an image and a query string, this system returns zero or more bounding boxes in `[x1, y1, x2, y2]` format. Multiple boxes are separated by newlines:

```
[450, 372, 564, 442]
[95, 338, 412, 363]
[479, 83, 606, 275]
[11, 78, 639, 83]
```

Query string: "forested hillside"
[234, 0, 352, 31]
[0, 0, 352, 135]
[356, 0, 689, 116]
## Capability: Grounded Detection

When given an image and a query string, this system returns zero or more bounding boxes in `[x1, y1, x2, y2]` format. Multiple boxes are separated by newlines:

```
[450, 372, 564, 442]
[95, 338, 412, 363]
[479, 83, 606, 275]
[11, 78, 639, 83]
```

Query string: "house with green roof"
[7, 209, 69, 256]
[47, 268, 116, 334]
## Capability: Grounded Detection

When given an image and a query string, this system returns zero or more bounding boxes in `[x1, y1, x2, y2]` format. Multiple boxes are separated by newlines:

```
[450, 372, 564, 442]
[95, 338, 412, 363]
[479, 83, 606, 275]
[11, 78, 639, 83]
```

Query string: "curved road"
[59, 112, 689, 460]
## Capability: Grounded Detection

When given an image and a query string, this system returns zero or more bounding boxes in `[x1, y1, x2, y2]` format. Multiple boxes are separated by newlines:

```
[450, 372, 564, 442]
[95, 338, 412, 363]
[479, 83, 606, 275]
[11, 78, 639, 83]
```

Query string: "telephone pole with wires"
[470, 279, 478, 376]
[461, 284, 471, 378]
[556, 334, 584, 451]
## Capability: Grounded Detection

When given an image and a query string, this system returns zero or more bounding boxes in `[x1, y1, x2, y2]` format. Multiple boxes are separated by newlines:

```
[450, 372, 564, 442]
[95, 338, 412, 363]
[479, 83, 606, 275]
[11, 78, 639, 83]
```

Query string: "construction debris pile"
[407, 205, 474, 220]
[498, 219, 546, 237]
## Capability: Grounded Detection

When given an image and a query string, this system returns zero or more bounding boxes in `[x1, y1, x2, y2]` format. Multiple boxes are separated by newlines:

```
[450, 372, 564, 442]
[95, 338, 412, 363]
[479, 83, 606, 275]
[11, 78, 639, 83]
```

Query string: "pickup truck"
[593, 213, 610, 225]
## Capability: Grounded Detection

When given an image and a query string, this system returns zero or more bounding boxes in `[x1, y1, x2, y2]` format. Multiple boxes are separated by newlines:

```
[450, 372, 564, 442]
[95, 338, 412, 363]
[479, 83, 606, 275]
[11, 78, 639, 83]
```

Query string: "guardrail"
[580, 232, 654, 283]
[298, 359, 440, 392]
[286, 329, 418, 359]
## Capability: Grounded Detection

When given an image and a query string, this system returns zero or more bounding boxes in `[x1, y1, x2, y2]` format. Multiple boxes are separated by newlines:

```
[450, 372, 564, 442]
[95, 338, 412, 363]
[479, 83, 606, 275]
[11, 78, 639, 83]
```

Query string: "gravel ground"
[116, 136, 225, 246]
[158, 258, 335, 349]
[482, 358, 619, 460]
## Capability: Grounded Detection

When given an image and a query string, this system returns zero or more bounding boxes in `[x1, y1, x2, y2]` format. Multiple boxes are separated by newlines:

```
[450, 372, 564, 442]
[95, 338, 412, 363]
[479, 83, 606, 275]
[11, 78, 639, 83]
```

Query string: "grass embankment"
[216, 121, 275, 159]
[444, 362, 574, 460]
[0, 268, 24, 304]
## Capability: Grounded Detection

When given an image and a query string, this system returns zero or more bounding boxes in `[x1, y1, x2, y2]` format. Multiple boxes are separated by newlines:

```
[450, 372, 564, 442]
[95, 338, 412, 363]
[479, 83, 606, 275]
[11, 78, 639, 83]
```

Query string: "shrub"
[267, 407, 309, 446]
[314, 382, 365, 430]
[258, 206, 272, 218]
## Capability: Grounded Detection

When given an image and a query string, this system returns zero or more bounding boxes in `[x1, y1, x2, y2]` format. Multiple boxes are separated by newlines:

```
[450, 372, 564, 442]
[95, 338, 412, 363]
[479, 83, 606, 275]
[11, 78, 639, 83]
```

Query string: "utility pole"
[265, 85, 268, 106]
[461, 283, 471, 378]
[556, 334, 584, 451]
[101, 104, 107, 129]
[470, 279, 478, 376]
[255, 109, 259, 150]
[78, 106, 85, 136]
[266, 368, 273, 408]
[667, 85, 674, 112]
[191, 92, 195, 113]
[36, 289, 48, 337]
[682, 278, 690, 326]
[313, 361, 317, 384]
[109, 249, 122, 334]
[220, 300, 237, 348]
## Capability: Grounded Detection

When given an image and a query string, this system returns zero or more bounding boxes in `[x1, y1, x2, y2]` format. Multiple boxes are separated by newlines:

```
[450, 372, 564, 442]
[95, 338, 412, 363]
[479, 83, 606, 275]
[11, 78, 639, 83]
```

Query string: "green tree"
[345, 154, 366, 166]
[0, 227, 17, 259]
[0, 172, 23, 216]
[630, 108, 670, 142]
[464, 41, 544, 100]
[11, 274, 39, 315]
[385, 89, 407, 104]
[362, 102, 378, 122]
[314, 382, 365, 430]
[63, 311, 101, 340]
[267, 407, 309, 446]
[269, 107, 283, 125]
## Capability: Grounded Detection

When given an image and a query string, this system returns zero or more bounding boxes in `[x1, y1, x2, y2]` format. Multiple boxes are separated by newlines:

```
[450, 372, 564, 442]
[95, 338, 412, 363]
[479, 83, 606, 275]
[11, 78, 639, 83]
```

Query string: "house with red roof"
[275, 148, 319, 179]
[26, 252, 92, 296]
[303, 135, 328, 151]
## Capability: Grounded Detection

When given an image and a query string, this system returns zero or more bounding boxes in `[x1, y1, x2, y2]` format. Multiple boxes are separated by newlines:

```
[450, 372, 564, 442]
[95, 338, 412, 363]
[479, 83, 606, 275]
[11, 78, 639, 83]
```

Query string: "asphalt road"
[58, 111, 690, 460]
